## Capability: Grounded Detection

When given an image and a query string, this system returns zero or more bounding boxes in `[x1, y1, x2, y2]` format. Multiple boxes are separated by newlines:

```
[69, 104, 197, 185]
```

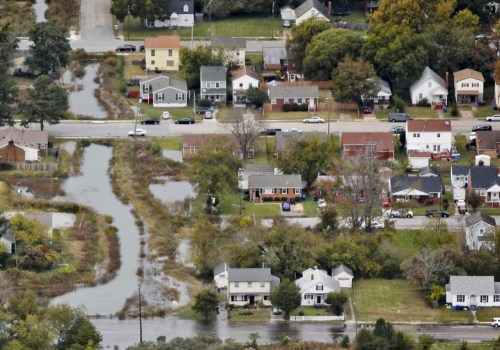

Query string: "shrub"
[393, 95, 406, 113]
[416, 97, 431, 107]
[274, 197, 281, 202]
[294, 196, 301, 202]
[238, 311, 254, 316]
[282, 103, 291, 112]
[290, 103, 300, 111]
[262, 197, 273, 202]
[281, 197, 288, 202]
[299, 103, 308, 111]
[450, 103, 458, 117]
[298, 311, 305, 316]
[198, 99, 212, 107]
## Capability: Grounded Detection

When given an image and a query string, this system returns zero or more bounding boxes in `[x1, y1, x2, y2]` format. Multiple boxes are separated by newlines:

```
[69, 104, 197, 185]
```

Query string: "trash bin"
[301, 194, 306, 201]
[455, 305, 460, 311]
[442, 106, 447, 113]
[313, 195, 318, 202]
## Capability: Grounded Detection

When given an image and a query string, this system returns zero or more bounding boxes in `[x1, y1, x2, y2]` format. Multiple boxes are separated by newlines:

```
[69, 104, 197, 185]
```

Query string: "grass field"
[353, 279, 473, 323]
[291, 306, 335, 316]
[476, 308, 500, 322]
[219, 192, 281, 217]
[375, 106, 443, 120]
[229, 308, 271, 321]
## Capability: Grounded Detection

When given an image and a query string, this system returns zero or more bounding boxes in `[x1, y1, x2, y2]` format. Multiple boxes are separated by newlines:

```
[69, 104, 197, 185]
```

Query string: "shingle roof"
[211, 36, 246, 49]
[451, 165, 470, 176]
[465, 211, 497, 228]
[0, 128, 48, 146]
[410, 66, 447, 95]
[449, 275, 495, 295]
[419, 166, 439, 176]
[140, 75, 187, 92]
[213, 262, 228, 276]
[341, 132, 394, 153]
[331, 264, 353, 277]
[407, 119, 452, 132]
[170, 0, 194, 14]
[263, 47, 287, 66]
[390, 176, 442, 194]
[268, 85, 319, 99]
[295, 0, 329, 19]
[296, 268, 340, 292]
[200, 66, 226, 82]
[228, 268, 278, 283]
[231, 66, 259, 81]
[470, 166, 498, 189]
[248, 174, 303, 188]
[453, 68, 485, 82]
[476, 130, 500, 150]
[243, 163, 275, 173]
[145, 35, 181, 49]
[495, 282, 500, 294]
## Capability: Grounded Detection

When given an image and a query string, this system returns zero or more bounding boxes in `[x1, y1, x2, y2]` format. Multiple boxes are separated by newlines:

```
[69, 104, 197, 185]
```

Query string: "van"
[492, 318, 500, 327]
[388, 113, 411, 122]
[204, 111, 213, 119]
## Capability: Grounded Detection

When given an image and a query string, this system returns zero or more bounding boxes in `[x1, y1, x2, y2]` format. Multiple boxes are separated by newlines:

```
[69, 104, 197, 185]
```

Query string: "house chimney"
[328, 1, 332, 16]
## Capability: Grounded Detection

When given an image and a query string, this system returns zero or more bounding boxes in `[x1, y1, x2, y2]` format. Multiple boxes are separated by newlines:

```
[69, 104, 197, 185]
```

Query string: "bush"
[238, 311, 254, 316]
[298, 311, 305, 316]
[393, 95, 406, 113]
[290, 103, 300, 111]
[416, 97, 431, 107]
[281, 197, 288, 202]
[197, 99, 212, 107]
[262, 197, 273, 202]
[299, 103, 308, 111]
[450, 103, 458, 117]
[274, 197, 281, 202]
[294, 196, 301, 202]
[282, 103, 291, 112]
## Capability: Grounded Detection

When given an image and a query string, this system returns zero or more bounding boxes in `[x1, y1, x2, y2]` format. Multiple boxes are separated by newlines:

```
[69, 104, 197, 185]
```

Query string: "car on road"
[317, 199, 327, 208]
[425, 208, 449, 217]
[175, 117, 195, 124]
[472, 124, 492, 132]
[161, 111, 171, 120]
[388, 112, 411, 122]
[282, 202, 291, 211]
[141, 118, 160, 125]
[363, 107, 373, 114]
[486, 115, 500, 121]
[389, 209, 414, 218]
[128, 128, 147, 137]
[303, 116, 325, 123]
[390, 126, 406, 134]
[361, 220, 384, 229]
[261, 128, 282, 136]
[286, 127, 302, 133]
[492, 317, 500, 327]
[116, 44, 136, 52]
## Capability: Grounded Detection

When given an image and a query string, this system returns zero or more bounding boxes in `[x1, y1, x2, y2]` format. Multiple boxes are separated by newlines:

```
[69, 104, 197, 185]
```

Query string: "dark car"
[390, 126, 406, 134]
[363, 107, 373, 114]
[472, 124, 492, 132]
[425, 208, 449, 217]
[139, 45, 145, 52]
[261, 128, 282, 136]
[175, 117, 195, 124]
[116, 44, 136, 52]
[141, 118, 160, 125]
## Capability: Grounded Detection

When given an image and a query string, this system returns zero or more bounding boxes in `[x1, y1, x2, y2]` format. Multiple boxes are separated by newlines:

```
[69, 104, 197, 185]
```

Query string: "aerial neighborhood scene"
[6, 0, 500, 348]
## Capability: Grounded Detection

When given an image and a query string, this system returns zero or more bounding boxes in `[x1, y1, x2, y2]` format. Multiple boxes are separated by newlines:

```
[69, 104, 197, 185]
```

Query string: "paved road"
[80, 0, 113, 41]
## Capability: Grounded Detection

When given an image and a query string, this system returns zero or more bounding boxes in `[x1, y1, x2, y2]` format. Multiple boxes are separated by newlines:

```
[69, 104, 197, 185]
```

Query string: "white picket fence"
[290, 314, 344, 322]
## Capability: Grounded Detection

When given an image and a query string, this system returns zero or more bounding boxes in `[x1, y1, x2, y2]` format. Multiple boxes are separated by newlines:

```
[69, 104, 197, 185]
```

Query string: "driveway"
[80, 0, 113, 40]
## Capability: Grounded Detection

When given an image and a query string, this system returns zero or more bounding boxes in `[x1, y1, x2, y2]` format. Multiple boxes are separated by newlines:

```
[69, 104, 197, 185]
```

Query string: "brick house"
[268, 85, 319, 111]
[248, 174, 303, 202]
[0, 128, 49, 161]
[475, 130, 500, 158]
[341, 132, 394, 159]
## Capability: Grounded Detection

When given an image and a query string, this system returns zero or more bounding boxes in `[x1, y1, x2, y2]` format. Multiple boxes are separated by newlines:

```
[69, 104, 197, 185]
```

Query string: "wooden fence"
[14, 162, 58, 171]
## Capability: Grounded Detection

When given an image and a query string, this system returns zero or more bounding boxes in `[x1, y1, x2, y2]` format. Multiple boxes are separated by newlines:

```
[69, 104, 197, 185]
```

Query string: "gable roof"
[0, 128, 48, 147]
[295, 0, 329, 19]
[263, 47, 287, 66]
[451, 165, 471, 176]
[242, 163, 275, 173]
[211, 36, 246, 49]
[213, 262, 229, 276]
[476, 130, 500, 150]
[145, 35, 181, 49]
[419, 166, 439, 176]
[200, 65, 226, 82]
[268, 85, 319, 99]
[341, 132, 394, 153]
[449, 275, 495, 295]
[231, 66, 259, 81]
[410, 66, 447, 94]
[295, 268, 340, 292]
[331, 264, 353, 277]
[140, 75, 187, 92]
[228, 267, 278, 282]
[170, 0, 194, 14]
[465, 211, 497, 228]
[375, 77, 391, 95]
[248, 174, 303, 188]
[390, 176, 442, 194]
[470, 166, 499, 189]
[407, 119, 452, 132]
[453, 68, 485, 83]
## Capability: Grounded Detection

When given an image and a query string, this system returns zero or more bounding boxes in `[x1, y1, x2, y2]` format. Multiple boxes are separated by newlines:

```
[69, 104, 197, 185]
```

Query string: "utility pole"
[208, 0, 213, 38]
[271, 1, 275, 40]
[127, 6, 131, 41]
[138, 283, 143, 343]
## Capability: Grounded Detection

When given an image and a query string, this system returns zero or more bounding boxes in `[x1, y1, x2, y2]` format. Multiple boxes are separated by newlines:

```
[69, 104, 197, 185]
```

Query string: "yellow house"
[145, 35, 181, 72]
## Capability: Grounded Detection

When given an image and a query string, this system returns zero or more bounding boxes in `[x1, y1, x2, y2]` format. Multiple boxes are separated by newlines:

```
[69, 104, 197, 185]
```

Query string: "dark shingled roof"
[390, 176, 442, 194]
[451, 165, 470, 176]
[170, 0, 194, 14]
[470, 166, 498, 189]
[248, 174, 302, 188]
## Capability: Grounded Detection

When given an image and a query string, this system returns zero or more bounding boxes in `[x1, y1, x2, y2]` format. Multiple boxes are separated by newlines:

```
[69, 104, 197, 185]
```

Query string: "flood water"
[62, 64, 108, 119]
[33, 0, 48, 23]
[50, 144, 141, 315]
[149, 180, 194, 204]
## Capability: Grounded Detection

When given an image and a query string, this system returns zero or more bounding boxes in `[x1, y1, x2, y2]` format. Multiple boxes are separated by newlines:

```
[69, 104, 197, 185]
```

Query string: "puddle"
[162, 150, 183, 162]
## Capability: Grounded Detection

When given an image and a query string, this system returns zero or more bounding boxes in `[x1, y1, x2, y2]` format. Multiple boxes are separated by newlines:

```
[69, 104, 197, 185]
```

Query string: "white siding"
[455, 77, 484, 102]
[406, 131, 452, 154]
[295, 8, 329, 25]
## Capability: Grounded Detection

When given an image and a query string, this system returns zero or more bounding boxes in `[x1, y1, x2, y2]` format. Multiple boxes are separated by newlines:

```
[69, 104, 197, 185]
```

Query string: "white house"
[331, 264, 354, 288]
[446, 275, 500, 308]
[465, 212, 496, 251]
[213, 262, 229, 289]
[295, 0, 330, 26]
[146, 0, 194, 28]
[231, 66, 260, 106]
[495, 78, 500, 109]
[210, 36, 246, 68]
[295, 267, 340, 306]
[362, 77, 392, 106]
[406, 119, 452, 155]
[450, 165, 469, 201]
[280, 5, 296, 21]
[409, 66, 448, 108]
[453, 68, 485, 104]
[407, 151, 432, 170]
[227, 268, 280, 306]
[0, 233, 15, 254]
[139, 75, 188, 108]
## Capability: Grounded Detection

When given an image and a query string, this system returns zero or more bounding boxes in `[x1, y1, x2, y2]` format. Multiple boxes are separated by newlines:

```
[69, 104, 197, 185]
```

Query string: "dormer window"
[183, 4, 189, 12]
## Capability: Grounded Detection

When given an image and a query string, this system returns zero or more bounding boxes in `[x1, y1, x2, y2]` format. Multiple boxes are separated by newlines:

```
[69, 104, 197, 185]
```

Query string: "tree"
[403, 247, 455, 288]
[56, 315, 102, 349]
[180, 46, 226, 89]
[0, 23, 18, 127]
[428, 284, 445, 307]
[224, 109, 265, 160]
[418, 334, 435, 350]
[303, 29, 364, 81]
[246, 87, 268, 107]
[269, 279, 301, 320]
[110, 0, 130, 22]
[466, 191, 481, 212]
[325, 291, 348, 315]
[332, 57, 378, 108]
[317, 205, 338, 233]
[275, 133, 332, 189]
[286, 19, 331, 73]
[192, 290, 219, 320]
[26, 22, 71, 75]
[190, 219, 221, 277]
[20, 75, 68, 131]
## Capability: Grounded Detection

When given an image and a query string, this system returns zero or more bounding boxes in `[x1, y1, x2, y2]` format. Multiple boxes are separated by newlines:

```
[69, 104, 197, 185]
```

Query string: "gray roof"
[200, 66, 226, 82]
[419, 166, 439, 176]
[248, 174, 302, 188]
[495, 282, 500, 294]
[170, 0, 194, 14]
[449, 275, 495, 295]
[410, 66, 447, 94]
[243, 163, 275, 173]
[465, 211, 497, 228]
[213, 262, 229, 276]
[211, 36, 246, 49]
[470, 166, 499, 189]
[228, 267, 279, 283]
[268, 85, 319, 99]
[451, 165, 470, 176]
[0, 233, 15, 243]
[295, 0, 329, 19]
[390, 176, 442, 194]
[263, 47, 287, 66]
[0, 127, 48, 146]
[140, 75, 187, 93]
[331, 264, 353, 277]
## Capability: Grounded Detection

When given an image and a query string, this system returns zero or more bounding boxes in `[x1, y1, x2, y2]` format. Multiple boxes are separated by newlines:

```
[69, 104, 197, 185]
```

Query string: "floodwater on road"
[33, 0, 48, 23]
[50, 144, 141, 315]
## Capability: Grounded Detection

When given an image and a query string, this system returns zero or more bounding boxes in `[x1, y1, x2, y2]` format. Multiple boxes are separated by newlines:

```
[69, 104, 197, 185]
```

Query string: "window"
[472, 83, 479, 87]
[239, 83, 243, 88]
[151, 49, 155, 57]
[304, 294, 314, 299]
[461, 83, 469, 87]
[143, 84, 150, 92]
[247, 282, 252, 288]
[219, 274, 225, 278]
[189, 147, 196, 153]
[316, 284, 324, 291]
[206, 82, 211, 88]
[156, 93, 164, 101]
[481, 295, 489, 303]
[235, 282, 239, 288]
[417, 133, 420, 137]
[457, 295, 465, 302]
[167, 60, 174, 66]
[495, 295, 500, 302]
[419, 93, 423, 99]
[281, 188, 287, 194]
[151, 60, 155, 65]
[294, 188, 300, 194]
[262, 188, 274, 194]
[297, 98, 303, 104]
[413, 133, 416, 137]
[271, 99, 276, 104]
[437, 133, 440, 137]
[176, 93, 184, 101]
[263, 295, 268, 300]
[168, 49, 172, 56]
[426, 145, 429, 149]
[216, 82, 220, 88]
[183, 4, 189, 12]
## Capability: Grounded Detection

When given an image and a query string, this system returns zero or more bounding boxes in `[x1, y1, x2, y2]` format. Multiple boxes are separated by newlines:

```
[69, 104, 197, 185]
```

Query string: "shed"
[476, 154, 491, 166]
[330, 264, 353, 288]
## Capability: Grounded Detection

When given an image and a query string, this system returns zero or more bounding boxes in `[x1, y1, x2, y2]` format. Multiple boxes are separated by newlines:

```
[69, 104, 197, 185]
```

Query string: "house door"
[316, 296, 322, 304]
[249, 295, 255, 305]
[255, 190, 260, 198]
[470, 295, 476, 306]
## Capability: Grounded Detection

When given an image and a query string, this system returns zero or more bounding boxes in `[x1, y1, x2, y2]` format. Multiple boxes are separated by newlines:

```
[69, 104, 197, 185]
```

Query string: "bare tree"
[403, 247, 454, 288]
[0, 271, 11, 305]
[224, 108, 265, 160]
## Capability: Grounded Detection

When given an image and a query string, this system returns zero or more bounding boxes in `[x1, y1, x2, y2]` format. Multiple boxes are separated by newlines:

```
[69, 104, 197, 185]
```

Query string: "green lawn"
[219, 192, 281, 217]
[229, 308, 270, 321]
[291, 306, 335, 316]
[254, 137, 275, 164]
[476, 307, 500, 322]
[375, 106, 443, 120]
[353, 279, 473, 323]
[433, 344, 498, 350]
[150, 137, 183, 150]
[474, 104, 495, 119]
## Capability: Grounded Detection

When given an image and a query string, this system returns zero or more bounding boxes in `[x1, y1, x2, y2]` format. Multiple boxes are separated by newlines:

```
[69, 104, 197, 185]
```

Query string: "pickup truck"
[194, 106, 214, 114]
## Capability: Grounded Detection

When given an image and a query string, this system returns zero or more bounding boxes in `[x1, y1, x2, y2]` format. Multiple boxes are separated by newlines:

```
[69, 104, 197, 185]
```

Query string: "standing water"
[51, 144, 141, 315]
[33, 0, 48, 23]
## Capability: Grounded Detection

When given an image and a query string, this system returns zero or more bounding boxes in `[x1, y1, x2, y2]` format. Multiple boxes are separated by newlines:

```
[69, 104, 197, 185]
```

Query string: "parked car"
[161, 111, 171, 120]
[491, 318, 500, 327]
[389, 209, 414, 218]
[204, 111, 213, 119]
[472, 124, 492, 132]
[128, 128, 147, 137]
[175, 117, 195, 124]
[283, 20, 290, 28]
[388, 113, 411, 122]
[361, 220, 384, 229]
[317, 199, 327, 208]
[302, 116, 325, 123]
[425, 208, 449, 217]
[273, 307, 283, 315]
[486, 115, 500, 121]
[116, 44, 136, 52]
[141, 118, 160, 125]
[261, 128, 282, 136]
[390, 126, 406, 134]
[282, 202, 291, 212]
[363, 107, 373, 114]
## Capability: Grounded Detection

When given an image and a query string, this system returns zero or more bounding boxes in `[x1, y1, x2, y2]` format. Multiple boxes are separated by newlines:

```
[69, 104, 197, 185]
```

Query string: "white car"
[361, 220, 384, 229]
[303, 116, 325, 123]
[469, 132, 477, 141]
[286, 127, 302, 133]
[161, 111, 170, 120]
[317, 199, 327, 208]
[486, 115, 500, 121]
[128, 128, 147, 137]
